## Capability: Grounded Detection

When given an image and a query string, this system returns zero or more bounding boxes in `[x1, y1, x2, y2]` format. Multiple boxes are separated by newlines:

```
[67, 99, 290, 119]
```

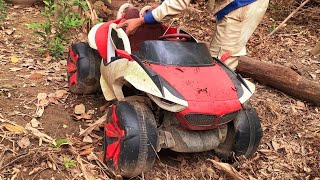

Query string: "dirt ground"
[0, 0, 319, 179]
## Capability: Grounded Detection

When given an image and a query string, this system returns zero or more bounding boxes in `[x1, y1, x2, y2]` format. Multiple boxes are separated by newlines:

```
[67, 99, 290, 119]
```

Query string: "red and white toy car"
[67, 4, 262, 178]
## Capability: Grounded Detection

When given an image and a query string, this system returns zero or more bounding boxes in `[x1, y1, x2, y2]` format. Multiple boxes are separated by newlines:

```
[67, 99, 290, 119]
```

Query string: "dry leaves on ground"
[74, 103, 94, 120]
[208, 159, 246, 180]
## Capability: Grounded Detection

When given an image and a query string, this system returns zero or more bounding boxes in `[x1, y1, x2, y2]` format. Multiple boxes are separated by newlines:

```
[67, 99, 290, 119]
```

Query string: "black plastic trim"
[215, 58, 246, 98]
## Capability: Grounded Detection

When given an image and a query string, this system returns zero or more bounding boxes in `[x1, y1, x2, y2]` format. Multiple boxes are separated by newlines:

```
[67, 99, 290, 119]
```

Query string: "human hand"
[117, 17, 145, 36]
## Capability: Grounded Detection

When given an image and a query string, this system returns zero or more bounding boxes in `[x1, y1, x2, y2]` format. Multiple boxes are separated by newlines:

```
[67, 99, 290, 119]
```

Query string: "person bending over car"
[117, 0, 269, 70]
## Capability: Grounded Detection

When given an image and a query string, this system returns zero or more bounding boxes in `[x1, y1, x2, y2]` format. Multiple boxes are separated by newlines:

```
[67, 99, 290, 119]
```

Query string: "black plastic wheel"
[215, 102, 263, 158]
[103, 101, 158, 178]
[67, 42, 101, 94]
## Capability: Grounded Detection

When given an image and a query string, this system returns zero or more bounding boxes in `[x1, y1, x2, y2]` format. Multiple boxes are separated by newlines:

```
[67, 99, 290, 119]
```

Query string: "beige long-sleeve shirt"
[144, 0, 254, 23]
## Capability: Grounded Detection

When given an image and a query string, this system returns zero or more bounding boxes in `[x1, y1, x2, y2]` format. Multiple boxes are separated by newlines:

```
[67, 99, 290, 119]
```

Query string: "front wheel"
[215, 102, 263, 158]
[67, 42, 101, 94]
[103, 101, 158, 178]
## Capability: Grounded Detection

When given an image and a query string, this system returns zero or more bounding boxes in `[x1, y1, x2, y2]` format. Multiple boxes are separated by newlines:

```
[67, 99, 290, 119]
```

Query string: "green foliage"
[28, 0, 88, 59]
[53, 138, 69, 148]
[268, 22, 278, 33]
[0, 0, 6, 20]
[63, 156, 76, 169]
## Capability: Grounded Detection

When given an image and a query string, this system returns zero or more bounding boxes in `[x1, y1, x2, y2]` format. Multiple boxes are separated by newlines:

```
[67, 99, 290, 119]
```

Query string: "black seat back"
[138, 41, 214, 66]
[121, 7, 166, 53]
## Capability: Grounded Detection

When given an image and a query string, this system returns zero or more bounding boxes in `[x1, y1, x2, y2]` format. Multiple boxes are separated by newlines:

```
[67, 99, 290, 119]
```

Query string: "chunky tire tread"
[104, 101, 158, 178]
[67, 42, 101, 94]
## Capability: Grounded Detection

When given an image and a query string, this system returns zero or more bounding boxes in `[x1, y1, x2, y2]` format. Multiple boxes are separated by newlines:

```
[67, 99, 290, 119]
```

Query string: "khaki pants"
[209, 0, 269, 70]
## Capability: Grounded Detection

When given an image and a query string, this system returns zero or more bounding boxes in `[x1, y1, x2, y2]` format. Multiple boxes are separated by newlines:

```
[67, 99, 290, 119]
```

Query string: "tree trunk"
[237, 56, 320, 105]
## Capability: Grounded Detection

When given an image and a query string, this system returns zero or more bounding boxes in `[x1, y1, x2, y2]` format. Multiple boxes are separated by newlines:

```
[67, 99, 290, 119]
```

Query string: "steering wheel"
[158, 33, 192, 42]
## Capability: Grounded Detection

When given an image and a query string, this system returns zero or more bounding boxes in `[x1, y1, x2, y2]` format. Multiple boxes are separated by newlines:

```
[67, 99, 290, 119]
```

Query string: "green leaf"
[43, 0, 50, 6]
[27, 22, 42, 29]
[53, 138, 69, 148]
[96, 18, 103, 24]
[63, 156, 76, 169]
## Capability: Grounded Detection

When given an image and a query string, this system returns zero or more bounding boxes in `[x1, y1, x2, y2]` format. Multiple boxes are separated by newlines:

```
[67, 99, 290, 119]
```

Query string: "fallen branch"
[237, 56, 320, 105]
[268, 0, 311, 36]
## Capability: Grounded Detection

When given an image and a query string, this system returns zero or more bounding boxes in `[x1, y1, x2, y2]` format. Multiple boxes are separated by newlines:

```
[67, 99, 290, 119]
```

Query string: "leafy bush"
[28, 0, 88, 59]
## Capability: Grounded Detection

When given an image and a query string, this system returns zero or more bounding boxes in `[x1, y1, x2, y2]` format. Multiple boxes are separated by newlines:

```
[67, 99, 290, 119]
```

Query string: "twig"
[8, 37, 18, 46]
[48, 153, 71, 180]
[0, 132, 15, 144]
[165, 164, 169, 180]
[268, 0, 311, 36]
[162, 18, 178, 36]
[208, 159, 246, 180]
[25, 123, 55, 145]
[0, 146, 8, 170]
[90, 153, 115, 178]
[74, 146, 115, 179]
[85, 0, 98, 26]
[187, 6, 203, 13]
[0, 118, 21, 126]
[80, 114, 107, 137]
[0, 151, 33, 172]
[76, 155, 96, 180]
[0, 145, 17, 156]
[31, 168, 49, 180]
[153, 167, 167, 177]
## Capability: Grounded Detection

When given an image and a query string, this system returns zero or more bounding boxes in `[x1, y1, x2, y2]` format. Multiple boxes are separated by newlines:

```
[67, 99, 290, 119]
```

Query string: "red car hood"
[146, 63, 239, 102]
[146, 63, 242, 130]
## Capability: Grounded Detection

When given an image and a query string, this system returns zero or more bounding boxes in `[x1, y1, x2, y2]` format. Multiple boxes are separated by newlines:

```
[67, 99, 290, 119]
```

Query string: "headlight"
[148, 94, 187, 112]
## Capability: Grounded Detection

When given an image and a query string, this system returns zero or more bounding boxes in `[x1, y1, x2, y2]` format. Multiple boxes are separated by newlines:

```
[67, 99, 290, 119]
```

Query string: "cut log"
[237, 56, 320, 105]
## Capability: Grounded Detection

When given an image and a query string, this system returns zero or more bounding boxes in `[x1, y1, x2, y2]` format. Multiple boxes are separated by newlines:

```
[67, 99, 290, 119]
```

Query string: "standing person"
[117, 0, 269, 70]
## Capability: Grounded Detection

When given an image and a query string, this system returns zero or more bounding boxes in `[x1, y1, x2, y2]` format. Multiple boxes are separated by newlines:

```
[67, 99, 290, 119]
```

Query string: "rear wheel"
[67, 42, 101, 94]
[103, 101, 158, 178]
[215, 102, 262, 158]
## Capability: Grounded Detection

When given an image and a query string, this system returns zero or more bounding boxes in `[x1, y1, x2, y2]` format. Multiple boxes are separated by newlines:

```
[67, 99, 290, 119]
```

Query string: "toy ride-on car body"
[67, 7, 263, 178]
